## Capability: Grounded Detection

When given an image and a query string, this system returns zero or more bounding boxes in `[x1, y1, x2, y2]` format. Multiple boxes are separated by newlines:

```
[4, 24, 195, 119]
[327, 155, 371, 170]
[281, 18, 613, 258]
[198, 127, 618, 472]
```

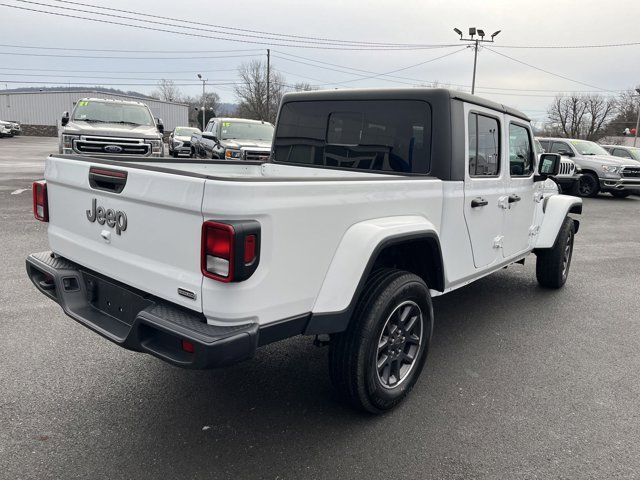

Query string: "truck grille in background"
[181, 140, 191, 148]
[244, 150, 270, 161]
[74, 136, 150, 156]
[622, 167, 640, 178]
[559, 161, 575, 175]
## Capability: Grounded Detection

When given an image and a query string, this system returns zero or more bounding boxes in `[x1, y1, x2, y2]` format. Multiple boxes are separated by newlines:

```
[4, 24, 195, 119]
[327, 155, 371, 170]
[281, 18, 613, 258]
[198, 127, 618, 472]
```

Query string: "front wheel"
[329, 269, 433, 413]
[578, 173, 599, 198]
[536, 217, 575, 289]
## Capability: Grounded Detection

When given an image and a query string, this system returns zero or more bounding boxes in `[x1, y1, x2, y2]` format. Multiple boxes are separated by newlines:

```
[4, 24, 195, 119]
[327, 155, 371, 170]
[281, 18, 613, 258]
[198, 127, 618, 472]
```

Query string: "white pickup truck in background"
[27, 88, 582, 413]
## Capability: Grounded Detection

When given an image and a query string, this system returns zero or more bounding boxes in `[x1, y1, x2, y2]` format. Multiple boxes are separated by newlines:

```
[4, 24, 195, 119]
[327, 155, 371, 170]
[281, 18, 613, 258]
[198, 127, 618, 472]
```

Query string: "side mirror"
[61, 111, 70, 126]
[202, 132, 219, 143]
[156, 118, 164, 134]
[535, 153, 561, 182]
[558, 149, 574, 157]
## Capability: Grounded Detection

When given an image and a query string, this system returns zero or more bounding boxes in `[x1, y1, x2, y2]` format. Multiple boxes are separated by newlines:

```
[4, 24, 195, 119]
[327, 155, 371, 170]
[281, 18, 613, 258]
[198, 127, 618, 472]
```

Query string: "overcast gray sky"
[1, 0, 639, 124]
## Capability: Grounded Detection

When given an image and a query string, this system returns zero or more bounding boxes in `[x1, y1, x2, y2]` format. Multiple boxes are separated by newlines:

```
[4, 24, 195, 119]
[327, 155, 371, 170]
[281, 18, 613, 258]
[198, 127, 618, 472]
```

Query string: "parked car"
[7, 120, 21, 135]
[0, 121, 14, 137]
[58, 98, 165, 157]
[537, 137, 640, 198]
[27, 88, 581, 413]
[190, 117, 273, 160]
[535, 138, 581, 195]
[168, 126, 200, 157]
[601, 144, 640, 162]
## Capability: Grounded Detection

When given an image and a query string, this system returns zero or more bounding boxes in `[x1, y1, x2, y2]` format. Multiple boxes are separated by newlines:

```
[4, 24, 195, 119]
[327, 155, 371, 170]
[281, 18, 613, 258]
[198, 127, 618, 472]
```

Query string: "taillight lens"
[201, 220, 261, 283]
[202, 222, 235, 282]
[32, 180, 49, 222]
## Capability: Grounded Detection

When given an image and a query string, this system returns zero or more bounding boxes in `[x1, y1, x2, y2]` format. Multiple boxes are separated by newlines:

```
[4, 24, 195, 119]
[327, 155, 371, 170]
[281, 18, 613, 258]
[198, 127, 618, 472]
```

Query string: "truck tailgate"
[45, 156, 205, 312]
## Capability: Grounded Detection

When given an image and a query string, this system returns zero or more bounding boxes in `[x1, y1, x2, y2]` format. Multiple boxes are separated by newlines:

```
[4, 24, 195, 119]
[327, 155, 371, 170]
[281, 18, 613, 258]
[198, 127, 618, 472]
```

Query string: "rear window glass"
[273, 100, 432, 174]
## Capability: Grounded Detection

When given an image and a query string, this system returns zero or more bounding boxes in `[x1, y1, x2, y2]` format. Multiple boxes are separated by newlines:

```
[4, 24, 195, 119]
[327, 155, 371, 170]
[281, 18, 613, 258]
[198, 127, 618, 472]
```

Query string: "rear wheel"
[329, 269, 433, 413]
[536, 217, 575, 289]
[610, 191, 630, 198]
[578, 173, 599, 198]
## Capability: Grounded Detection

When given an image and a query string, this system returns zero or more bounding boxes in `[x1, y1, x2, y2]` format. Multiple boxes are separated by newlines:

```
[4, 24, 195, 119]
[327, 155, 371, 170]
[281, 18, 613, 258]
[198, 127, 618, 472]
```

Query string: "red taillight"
[181, 339, 195, 353]
[244, 235, 257, 264]
[32, 180, 49, 222]
[202, 222, 235, 282]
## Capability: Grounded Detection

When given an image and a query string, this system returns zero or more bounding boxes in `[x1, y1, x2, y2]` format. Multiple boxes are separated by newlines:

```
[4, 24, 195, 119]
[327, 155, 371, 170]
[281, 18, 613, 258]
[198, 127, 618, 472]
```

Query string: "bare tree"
[293, 82, 317, 92]
[152, 79, 182, 102]
[547, 94, 616, 140]
[183, 92, 221, 129]
[603, 86, 640, 136]
[235, 60, 286, 123]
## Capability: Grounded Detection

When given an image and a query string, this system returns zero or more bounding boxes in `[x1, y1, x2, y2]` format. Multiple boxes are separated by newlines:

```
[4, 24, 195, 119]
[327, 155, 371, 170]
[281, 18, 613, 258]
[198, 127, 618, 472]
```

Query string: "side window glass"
[614, 148, 631, 159]
[468, 113, 500, 176]
[550, 142, 570, 155]
[538, 140, 550, 151]
[509, 124, 534, 176]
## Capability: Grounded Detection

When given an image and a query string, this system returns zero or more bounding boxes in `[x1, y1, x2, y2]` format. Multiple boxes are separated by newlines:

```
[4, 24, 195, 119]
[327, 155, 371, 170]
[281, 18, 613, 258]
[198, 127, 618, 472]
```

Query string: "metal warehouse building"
[0, 90, 189, 136]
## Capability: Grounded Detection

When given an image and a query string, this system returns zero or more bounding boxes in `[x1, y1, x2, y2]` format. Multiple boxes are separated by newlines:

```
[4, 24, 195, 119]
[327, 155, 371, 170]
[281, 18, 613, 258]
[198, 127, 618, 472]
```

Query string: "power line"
[0, 72, 240, 81]
[48, 0, 455, 48]
[3, 1, 459, 50]
[483, 47, 613, 92]
[494, 41, 640, 49]
[0, 51, 263, 60]
[0, 43, 262, 53]
[0, 66, 242, 74]
[0, 80, 241, 86]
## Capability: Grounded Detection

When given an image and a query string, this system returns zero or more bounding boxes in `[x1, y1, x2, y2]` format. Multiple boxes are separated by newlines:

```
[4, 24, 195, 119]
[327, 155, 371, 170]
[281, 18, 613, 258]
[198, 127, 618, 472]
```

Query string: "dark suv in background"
[190, 117, 273, 160]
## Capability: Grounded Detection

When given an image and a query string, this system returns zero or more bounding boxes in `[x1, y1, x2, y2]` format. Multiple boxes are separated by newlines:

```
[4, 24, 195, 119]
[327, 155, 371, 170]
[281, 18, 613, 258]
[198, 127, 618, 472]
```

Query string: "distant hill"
[3, 86, 155, 99]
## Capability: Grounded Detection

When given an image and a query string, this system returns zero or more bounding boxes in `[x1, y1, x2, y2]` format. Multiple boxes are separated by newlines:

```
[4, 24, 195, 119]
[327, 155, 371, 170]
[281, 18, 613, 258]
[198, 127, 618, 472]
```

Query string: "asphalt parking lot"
[1, 136, 639, 479]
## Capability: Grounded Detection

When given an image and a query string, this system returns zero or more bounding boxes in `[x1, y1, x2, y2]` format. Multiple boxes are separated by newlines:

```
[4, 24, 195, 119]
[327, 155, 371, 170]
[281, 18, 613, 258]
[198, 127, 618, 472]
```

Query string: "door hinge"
[534, 192, 544, 203]
[498, 195, 510, 209]
[493, 235, 504, 249]
[529, 225, 540, 236]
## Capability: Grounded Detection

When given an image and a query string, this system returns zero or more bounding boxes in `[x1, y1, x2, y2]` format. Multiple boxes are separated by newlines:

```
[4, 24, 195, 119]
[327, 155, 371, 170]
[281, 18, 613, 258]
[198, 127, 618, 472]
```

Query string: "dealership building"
[0, 90, 189, 136]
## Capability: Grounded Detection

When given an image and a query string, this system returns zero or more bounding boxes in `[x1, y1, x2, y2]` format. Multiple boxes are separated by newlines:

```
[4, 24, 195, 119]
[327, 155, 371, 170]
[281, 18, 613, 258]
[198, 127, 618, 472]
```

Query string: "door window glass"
[509, 124, 534, 176]
[550, 142, 571, 155]
[468, 113, 500, 176]
[613, 148, 632, 159]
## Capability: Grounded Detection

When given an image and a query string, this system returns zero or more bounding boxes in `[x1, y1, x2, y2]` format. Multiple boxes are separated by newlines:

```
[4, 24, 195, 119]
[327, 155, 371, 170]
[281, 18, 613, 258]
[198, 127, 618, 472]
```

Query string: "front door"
[503, 119, 537, 258]
[463, 106, 507, 269]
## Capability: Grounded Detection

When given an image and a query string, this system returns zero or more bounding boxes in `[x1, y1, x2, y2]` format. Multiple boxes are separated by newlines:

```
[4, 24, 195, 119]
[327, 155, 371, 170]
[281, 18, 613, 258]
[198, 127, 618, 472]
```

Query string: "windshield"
[220, 121, 274, 141]
[628, 148, 640, 161]
[569, 140, 609, 156]
[72, 100, 154, 126]
[174, 127, 200, 136]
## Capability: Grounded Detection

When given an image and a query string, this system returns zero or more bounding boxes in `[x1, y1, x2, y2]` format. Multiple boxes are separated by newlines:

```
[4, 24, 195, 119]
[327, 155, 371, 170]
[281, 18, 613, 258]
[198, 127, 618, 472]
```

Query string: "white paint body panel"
[43, 102, 579, 329]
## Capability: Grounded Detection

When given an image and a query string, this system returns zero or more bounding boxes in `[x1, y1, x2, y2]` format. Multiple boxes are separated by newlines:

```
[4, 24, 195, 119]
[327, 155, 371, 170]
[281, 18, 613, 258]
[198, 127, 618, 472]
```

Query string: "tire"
[536, 217, 575, 289]
[172, 150, 178, 158]
[577, 172, 599, 198]
[328, 269, 433, 413]
[610, 191, 630, 198]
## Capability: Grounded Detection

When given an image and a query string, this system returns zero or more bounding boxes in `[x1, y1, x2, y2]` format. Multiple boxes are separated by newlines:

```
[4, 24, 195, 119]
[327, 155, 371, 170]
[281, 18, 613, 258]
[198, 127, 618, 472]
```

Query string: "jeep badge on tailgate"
[86, 198, 127, 235]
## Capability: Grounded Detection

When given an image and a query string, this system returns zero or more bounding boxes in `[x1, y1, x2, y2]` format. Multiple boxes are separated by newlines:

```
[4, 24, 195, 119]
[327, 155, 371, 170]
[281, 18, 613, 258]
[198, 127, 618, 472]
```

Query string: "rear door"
[463, 105, 507, 269]
[45, 157, 206, 311]
[502, 119, 537, 258]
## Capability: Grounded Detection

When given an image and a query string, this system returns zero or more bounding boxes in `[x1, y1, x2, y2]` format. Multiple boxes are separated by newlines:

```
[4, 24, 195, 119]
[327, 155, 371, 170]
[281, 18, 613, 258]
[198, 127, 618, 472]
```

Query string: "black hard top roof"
[281, 87, 530, 122]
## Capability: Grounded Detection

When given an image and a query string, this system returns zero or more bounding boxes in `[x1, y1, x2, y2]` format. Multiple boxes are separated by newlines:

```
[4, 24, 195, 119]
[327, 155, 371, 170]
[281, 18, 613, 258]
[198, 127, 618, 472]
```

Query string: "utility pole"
[197, 73, 206, 130]
[634, 88, 640, 147]
[453, 27, 501, 95]
[266, 48, 271, 121]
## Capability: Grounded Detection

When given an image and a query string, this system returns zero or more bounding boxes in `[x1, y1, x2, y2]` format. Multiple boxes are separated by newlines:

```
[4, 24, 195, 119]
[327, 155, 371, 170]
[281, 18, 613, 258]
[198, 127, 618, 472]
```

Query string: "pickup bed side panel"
[311, 216, 441, 314]
[200, 178, 444, 327]
[535, 194, 582, 249]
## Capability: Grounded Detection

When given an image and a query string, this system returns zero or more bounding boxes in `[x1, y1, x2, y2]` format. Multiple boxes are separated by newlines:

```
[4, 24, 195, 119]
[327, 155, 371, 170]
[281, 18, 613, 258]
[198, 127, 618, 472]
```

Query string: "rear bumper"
[26, 252, 259, 369]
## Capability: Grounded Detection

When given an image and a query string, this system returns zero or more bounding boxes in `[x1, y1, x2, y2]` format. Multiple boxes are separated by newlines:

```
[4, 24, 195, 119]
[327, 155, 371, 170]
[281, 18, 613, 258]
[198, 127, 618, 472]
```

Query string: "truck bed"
[44, 154, 445, 327]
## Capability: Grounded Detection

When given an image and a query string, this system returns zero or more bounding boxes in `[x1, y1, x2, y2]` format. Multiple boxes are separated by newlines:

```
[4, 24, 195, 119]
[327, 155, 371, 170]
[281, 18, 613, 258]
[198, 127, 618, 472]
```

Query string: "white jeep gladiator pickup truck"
[27, 89, 582, 413]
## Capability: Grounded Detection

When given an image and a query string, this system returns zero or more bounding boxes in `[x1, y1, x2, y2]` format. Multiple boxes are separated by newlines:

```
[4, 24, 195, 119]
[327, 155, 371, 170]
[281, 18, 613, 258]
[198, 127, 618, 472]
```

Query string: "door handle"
[508, 194, 521, 204]
[471, 197, 489, 208]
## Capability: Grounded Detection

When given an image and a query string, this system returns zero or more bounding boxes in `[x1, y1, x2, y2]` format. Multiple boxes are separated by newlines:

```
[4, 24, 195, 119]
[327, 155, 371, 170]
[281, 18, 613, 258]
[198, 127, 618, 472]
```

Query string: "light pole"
[634, 88, 640, 147]
[453, 27, 501, 95]
[197, 74, 206, 130]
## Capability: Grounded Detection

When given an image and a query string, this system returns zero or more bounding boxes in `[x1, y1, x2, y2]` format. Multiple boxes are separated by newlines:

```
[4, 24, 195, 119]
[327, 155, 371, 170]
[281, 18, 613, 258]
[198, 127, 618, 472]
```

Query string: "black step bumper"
[26, 252, 259, 369]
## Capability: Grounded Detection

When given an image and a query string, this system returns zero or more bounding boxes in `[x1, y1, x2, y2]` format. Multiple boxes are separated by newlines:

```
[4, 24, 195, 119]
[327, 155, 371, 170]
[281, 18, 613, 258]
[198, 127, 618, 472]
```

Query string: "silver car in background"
[168, 126, 201, 157]
[538, 137, 640, 198]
